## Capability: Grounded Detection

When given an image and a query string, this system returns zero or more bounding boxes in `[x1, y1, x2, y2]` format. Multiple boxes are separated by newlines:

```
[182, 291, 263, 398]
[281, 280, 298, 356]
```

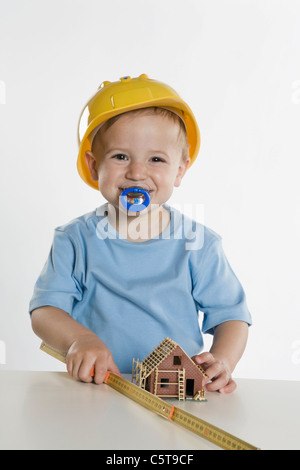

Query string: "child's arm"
[193, 320, 249, 393]
[31, 306, 121, 384]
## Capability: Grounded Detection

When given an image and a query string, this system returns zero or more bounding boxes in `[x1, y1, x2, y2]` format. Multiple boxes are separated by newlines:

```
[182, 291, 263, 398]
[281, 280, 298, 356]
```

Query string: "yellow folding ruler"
[40, 342, 259, 450]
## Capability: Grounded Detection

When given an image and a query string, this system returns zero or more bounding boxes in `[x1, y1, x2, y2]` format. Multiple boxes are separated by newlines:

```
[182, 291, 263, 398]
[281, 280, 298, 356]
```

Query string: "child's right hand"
[66, 333, 122, 384]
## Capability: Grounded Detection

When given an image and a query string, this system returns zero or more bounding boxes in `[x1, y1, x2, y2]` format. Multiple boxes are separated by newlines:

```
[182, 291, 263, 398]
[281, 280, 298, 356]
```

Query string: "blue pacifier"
[120, 187, 151, 212]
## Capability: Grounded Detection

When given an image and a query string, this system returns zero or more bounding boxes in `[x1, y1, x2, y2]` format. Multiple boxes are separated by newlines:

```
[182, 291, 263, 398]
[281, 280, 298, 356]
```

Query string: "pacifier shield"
[120, 187, 150, 212]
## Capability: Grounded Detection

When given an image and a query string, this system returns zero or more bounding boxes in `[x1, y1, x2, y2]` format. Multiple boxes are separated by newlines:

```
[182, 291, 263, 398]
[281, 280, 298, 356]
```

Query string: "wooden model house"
[132, 337, 208, 401]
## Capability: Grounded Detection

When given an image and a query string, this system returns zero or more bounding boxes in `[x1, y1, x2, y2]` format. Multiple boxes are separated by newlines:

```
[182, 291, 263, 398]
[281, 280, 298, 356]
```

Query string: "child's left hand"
[192, 352, 237, 394]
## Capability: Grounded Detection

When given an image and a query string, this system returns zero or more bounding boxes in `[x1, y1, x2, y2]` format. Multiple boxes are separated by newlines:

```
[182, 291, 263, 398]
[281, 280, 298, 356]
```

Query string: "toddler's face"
[85, 112, 190, 214]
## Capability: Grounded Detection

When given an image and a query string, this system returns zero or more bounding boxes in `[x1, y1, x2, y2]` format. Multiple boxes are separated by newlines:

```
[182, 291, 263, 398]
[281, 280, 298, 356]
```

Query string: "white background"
[0, 0, 299, 381]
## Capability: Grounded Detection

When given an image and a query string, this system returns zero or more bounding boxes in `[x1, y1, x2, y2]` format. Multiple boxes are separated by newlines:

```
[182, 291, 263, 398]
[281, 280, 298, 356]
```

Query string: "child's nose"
[125, 161, 147, 180]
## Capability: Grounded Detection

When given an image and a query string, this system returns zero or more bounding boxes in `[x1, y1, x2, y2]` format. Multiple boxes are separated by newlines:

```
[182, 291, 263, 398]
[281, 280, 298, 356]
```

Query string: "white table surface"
[0, 371, 299, 450]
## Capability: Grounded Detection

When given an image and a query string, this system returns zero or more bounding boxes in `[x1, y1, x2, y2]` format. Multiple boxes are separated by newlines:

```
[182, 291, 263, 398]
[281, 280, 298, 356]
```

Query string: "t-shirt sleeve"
[192, 237, 252, 335]
[29, 229, 83, 315]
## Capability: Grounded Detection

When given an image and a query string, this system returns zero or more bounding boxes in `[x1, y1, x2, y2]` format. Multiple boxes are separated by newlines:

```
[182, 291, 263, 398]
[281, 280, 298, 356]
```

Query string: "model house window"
[173, 356, 182, 365]
[160, 378, 169, 388]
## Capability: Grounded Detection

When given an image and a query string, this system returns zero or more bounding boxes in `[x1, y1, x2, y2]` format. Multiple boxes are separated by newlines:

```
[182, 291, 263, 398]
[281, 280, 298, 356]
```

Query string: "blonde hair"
[91, 107, 189, 161]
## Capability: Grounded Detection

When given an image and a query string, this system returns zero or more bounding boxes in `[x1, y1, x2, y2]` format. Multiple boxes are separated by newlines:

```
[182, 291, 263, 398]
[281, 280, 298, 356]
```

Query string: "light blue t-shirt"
[29, 204, 252, 373]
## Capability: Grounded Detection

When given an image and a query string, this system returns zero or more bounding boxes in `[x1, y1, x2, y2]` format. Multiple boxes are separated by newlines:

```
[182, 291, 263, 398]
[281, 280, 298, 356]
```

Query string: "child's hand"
[192, 352, 237, 394]
[66, 334, 122, 384]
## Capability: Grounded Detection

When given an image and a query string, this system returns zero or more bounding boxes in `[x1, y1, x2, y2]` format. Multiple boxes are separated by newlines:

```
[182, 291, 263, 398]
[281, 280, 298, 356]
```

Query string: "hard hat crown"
[77, 74, 200, 190]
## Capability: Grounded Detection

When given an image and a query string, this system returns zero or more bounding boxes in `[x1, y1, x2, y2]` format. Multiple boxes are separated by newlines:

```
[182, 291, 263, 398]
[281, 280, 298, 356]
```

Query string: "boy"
[29, 75, 252, 393]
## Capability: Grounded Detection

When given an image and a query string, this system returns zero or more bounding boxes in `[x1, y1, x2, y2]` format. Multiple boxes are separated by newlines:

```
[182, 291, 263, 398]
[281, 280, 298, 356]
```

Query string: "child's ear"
[85, 151, 99, 181]
[174, 158, 190, 187]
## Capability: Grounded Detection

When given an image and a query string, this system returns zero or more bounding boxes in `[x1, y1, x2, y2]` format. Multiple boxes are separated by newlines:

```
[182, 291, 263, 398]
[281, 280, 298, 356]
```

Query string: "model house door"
[185, 379, 194, 396]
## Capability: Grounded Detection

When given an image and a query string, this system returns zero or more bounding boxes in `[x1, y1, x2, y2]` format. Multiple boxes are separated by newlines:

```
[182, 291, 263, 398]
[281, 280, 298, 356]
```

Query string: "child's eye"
[151, 156, 165, 163]
[113, 154, 128, 161]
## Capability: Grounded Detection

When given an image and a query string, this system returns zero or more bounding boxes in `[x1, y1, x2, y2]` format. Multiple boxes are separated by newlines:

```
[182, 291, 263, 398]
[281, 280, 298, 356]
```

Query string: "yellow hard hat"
[77, 74, 200, 190]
